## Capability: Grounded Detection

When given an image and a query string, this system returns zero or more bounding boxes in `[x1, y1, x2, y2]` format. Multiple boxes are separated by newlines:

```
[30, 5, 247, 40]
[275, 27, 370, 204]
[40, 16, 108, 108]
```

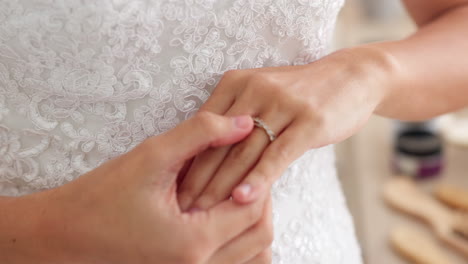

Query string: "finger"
[191, 111, 291, 210]
[177, 158, 194, 186]
[179, 71, 241, 200]
[206, 197, 273, 264]
[233, 119, 309, 203]
[196, 186, 268, 247]
[178, 146, 231, 211]
[178, 100, 263, 211]
[244, 249, 272, 264]
[155, 112, 253, 167]
[190, 129, 268, 210]
[199, 71, 241, 114]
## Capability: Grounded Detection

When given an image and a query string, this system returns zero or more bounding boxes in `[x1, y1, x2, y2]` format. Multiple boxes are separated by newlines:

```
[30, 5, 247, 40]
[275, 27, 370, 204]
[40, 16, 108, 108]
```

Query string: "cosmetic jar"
[393, 122, 444, 179]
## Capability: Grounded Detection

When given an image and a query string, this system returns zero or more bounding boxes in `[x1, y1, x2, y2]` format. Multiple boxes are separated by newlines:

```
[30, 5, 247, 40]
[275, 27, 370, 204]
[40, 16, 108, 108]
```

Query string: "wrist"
[328, 44, 403, 114]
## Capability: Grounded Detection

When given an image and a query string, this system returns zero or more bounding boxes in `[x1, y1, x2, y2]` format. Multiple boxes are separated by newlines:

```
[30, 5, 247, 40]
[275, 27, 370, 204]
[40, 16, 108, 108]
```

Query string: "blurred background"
[334, 1, 468, 263]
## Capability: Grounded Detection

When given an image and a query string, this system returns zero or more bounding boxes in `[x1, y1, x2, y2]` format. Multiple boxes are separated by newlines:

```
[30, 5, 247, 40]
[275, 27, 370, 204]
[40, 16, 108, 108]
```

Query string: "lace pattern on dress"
[0, 0, 344, 194]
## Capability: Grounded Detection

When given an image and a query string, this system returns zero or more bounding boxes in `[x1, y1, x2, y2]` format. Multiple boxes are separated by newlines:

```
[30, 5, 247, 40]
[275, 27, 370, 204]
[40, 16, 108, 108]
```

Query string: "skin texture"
[0, 113, 272, 264]
[177, 0, 468, 257]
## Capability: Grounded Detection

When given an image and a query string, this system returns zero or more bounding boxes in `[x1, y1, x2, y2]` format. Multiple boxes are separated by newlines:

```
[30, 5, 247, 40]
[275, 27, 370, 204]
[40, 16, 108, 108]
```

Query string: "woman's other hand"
[177, 48, 393, 211]
[0, 112, 273, 264]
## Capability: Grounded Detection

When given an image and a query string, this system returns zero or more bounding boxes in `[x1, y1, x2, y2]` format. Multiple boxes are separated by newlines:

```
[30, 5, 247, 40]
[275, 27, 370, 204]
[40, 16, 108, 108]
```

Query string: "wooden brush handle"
[441, 235, 468, 260]
[384, 178, 452, 228]
[435, 184, 468, 211]
[385, 178, 468, 261]
[391, 226, 453, 264]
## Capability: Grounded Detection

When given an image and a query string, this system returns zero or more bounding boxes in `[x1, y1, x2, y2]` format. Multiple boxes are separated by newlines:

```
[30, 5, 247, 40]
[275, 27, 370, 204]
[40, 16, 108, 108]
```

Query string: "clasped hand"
[178, 50, 385, 218]
[8, 113, 272, 264]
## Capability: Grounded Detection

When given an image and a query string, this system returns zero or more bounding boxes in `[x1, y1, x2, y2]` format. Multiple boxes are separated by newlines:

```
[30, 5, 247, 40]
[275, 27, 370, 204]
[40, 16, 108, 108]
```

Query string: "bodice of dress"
[0, 0, 344, 195]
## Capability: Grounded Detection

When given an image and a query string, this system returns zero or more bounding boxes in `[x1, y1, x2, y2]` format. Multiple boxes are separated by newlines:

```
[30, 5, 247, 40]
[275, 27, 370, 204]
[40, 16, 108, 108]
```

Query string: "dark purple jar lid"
[393, 129, 444, 178]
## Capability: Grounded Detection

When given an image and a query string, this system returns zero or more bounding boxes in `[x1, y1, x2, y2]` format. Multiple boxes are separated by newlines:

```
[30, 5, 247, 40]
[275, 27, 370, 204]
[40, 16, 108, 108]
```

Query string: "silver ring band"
[253, 117, 276, 142]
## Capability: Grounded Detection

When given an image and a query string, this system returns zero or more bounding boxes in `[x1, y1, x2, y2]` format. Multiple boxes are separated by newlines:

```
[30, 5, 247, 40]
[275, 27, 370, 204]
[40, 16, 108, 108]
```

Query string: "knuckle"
[253, 166, 270, 183]
[303, 102, 324, 121]
[303, 101, 319, 116]
[312, 111, 331, 133]
[314, 109, 327, 125]
[196, 111, 223, 135]
[196, 111, 216, 126]
[220, 70, 243, 92]
[249, 73, 281, 92]
[222, 69, 238, 80]
[302, 102, 329, 128]
[269, 142, 291, 165]
[250, 72, 272, 85]
[246, 204, 263, 223]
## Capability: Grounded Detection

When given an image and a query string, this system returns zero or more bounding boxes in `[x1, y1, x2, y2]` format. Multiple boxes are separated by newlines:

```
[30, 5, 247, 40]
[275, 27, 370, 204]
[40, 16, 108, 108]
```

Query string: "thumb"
[157, 112, 253, 167]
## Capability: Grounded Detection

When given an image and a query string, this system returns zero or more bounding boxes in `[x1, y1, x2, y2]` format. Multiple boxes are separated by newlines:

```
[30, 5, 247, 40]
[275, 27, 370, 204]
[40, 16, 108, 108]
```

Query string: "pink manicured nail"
[233, 116, 251, 129]
[237, 183, 252, 198]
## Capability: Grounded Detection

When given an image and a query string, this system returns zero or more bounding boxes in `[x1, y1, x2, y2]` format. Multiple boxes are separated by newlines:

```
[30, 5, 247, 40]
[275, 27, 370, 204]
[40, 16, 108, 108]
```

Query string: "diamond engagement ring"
[253, 117, 276, 142]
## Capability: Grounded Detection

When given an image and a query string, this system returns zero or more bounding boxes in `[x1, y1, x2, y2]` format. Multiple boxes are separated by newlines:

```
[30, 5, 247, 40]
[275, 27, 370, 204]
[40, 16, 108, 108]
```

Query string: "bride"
[1, 0, 468, 263]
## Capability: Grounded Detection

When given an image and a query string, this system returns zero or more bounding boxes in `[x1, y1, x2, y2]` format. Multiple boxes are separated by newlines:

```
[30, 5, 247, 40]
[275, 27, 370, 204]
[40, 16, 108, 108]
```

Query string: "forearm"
[1, 195, 38, 262]
[0, 192, 66, 263]
[347, 4, 468, 120]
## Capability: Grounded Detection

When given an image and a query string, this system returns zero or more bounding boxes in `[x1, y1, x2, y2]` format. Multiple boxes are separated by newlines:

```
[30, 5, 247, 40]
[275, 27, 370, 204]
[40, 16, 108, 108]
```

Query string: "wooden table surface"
[336, 116, 468, 264]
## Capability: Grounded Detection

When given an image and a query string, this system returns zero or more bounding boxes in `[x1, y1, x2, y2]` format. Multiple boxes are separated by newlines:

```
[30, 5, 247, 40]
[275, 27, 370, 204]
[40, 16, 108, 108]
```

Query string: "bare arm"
[0, 114, 271, 264]
[366, 0, 468, 120]
[0, 195, 43, 262]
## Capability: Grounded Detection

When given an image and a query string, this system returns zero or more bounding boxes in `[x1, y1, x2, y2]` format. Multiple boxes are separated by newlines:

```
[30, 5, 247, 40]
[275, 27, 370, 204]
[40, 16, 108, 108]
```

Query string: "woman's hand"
[178, 47, 393, 211]
[0, 112, 273, 264]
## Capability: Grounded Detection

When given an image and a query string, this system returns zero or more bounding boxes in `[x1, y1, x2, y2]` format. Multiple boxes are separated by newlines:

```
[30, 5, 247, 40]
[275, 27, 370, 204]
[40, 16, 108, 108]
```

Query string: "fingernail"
[237, 183, 252, 198]
[233, 115, 251, 129]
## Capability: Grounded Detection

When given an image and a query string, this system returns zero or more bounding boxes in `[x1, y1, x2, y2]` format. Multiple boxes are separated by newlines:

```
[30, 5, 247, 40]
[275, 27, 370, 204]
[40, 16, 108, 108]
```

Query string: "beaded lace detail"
[0, 0, 362, 263]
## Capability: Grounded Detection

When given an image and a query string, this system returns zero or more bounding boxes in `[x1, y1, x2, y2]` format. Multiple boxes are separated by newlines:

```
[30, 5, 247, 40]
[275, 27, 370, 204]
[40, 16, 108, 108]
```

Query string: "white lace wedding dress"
[0, 0, 362, 263]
